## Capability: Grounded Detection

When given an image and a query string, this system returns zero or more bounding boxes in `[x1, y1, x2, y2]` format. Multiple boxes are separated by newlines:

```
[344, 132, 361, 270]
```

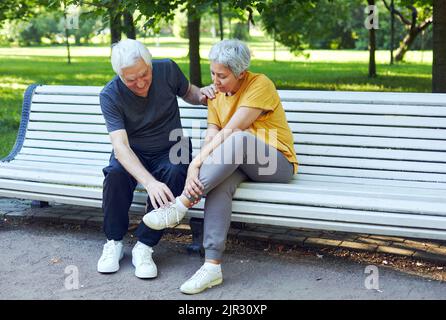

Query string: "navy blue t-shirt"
[99, 59, 189, 154]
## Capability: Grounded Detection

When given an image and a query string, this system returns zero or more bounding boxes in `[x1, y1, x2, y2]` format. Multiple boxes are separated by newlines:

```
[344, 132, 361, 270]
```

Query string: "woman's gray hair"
[111, 39, 152, 75]
[208, 39, 251, 77]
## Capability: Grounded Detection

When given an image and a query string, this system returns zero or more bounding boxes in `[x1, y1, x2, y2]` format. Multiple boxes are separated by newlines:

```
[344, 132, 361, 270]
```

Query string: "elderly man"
[97, 39, 213, 279]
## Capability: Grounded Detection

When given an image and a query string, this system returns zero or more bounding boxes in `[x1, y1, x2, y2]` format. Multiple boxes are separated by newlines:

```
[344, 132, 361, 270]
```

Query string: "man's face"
[121, 58, 152, 97]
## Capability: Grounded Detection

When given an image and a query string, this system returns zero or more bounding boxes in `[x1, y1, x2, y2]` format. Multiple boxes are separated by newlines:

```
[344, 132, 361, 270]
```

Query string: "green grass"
[0, 43, 433, 158]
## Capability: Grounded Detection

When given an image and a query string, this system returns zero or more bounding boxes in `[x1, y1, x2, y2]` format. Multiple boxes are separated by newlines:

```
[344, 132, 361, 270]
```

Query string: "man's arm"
[182, 84, 215, 106]
[109, 129, 174, 208]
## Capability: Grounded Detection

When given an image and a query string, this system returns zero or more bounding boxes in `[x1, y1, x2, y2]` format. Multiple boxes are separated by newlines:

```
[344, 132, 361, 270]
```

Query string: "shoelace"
[101, 242, 117, 261]
[189, 267, 209, 286]
[153, 204, 181, 227]
[134, 246, 153, 264]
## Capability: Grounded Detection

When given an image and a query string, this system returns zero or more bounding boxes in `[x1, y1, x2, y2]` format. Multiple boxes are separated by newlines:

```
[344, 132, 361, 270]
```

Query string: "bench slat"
[299, 165, 446, 182]
[295, 173, 446, 190]
[31, 103, 102, 114]
[24, 139, 113, 153]
[35, 85, 103, 95]
[278, 90, 446, 106]
[28, 122, 108, 134]
[281, 101, 446, 116]
[33, 94, 100, 105]
[26, 131, 110, 143]
[294, 133, 446, 151]
[14, 154, 108, 166]
[20, 147, 110, 160]
[296, 145, 446, 163]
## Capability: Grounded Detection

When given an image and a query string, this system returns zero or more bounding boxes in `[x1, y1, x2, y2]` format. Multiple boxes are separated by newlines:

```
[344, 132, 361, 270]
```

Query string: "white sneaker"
[97, 240, 124, 273]
[142, 203, 187, 230]
[180, 264, 223, 294]
[132, 241, 157, 279]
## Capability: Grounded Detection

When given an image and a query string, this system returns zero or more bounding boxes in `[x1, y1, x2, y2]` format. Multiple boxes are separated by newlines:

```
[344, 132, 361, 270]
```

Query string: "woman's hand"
[184, 163, 204, 203]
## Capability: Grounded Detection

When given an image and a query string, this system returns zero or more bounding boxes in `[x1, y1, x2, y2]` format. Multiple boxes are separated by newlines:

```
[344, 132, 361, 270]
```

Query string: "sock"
[175, 196, 188, 213]
[204, 262, 221, 272]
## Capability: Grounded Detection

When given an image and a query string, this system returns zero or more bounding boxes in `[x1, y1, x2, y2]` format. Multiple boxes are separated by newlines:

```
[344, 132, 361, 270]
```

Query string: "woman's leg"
[201, 169, 247, 261]
[198, 131, 294, 261]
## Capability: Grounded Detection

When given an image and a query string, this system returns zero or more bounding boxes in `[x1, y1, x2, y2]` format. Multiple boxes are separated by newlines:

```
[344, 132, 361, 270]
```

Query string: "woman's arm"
[203, 123, 221, 147]
[192, 106, 263, 168]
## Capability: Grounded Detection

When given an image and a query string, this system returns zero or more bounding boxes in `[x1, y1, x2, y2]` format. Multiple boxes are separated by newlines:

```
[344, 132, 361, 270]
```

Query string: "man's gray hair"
[111, 39, 152, 75]
[208, 39, 251, 77]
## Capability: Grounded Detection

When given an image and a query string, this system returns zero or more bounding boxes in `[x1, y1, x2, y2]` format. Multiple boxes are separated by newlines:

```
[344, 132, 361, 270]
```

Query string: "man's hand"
[145, 180, 175, 209]
[199, 84, 217, 105]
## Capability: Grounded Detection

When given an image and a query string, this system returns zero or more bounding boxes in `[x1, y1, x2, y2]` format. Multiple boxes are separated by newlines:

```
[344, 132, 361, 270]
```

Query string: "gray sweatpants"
[198, 131, 294, 260]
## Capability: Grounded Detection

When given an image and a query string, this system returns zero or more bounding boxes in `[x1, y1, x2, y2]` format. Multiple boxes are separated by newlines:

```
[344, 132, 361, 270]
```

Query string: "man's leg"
[102, 154, 137, 241]
[136, 145, 190, 246]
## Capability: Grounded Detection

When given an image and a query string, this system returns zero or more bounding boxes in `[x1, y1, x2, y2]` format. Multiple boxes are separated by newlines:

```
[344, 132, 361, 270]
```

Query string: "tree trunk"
[368, 0, 377, 78]
[123, 10, 136, 39]
[218, 0, 223, 40]
[188, 9, 202, 87]
[433, 0, 446, 93]
[390, 0, 395, 64]
[109, 7, 122, 45]
[395, 20, 432, 62]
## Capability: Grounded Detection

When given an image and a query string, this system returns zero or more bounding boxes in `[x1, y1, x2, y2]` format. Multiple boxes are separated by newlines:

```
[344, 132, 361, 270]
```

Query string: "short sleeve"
[238, 75, 279, 114]
[207, 99, 221, 127]
[99, 92, 125, 133]
[167, 59, 190, 97]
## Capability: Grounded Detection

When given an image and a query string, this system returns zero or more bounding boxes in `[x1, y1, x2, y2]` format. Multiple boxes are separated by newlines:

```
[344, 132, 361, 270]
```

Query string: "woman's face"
[210, 62, 245, 95]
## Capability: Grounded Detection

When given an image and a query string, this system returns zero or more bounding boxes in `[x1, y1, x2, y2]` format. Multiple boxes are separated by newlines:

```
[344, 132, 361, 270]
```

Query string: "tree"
[432, 0, 446, 92]
[382, 0, 433, 62]
[367, 0, 377, 77]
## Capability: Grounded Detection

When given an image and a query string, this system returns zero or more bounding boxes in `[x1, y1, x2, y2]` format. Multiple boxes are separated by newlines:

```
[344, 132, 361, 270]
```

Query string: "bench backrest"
[15, 85, 446, 184]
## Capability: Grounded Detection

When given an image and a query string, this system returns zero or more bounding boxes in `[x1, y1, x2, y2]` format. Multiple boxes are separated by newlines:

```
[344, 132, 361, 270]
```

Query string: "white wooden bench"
[1, 84, 446, 242]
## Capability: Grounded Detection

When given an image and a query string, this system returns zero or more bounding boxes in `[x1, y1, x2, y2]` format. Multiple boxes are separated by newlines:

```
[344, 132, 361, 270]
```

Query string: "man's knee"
[103, 165, 132, 185]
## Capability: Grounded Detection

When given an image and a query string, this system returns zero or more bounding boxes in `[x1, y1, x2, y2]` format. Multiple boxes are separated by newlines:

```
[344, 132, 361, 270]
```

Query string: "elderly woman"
[143, 39, 298, 294]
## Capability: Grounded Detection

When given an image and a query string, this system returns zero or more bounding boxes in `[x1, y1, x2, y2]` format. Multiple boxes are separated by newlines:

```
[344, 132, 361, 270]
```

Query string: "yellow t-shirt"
[207, 71, 298, 174]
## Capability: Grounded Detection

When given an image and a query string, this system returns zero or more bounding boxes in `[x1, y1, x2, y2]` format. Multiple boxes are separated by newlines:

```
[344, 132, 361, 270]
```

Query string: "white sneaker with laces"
[97, 240, 124, 273]
[142, 202, 187, 230]
[132, 241, 157, 279]
[180, 264, 223, 294]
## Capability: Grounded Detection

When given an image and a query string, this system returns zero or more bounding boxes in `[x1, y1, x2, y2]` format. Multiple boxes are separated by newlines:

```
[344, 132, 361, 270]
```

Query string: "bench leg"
[186, 217, 204, 257]
[31, 201, 50, 208]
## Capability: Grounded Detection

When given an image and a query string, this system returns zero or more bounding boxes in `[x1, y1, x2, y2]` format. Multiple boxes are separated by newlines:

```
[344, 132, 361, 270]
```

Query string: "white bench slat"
[31, 103, 102, 114]
[1, 162, 102, 176]
[35, 85, 103, 95]
[299, 165, 446, 182]
[30, 113, 105, 124]
[0, 167, 102, 186]
[28, 122, 108, 134]
[243, 180, 446, 199]
[32, 94, 100, 105]
[296, 145, 446, 163]
[285, 112, 446, 128]
[24, 139, 112, 153]
[295, 174, 446, 190]
[26, 131, 110, 143]
[299, 155, 446, 173]
[294, 133, 446, 151]
[278, 90, 446, 106]
[281, 101, 446, 116]
[234, 188, 446, 216]
[14, 154, 108, 166]
[20, 147, 110, 160]
[290, 123, 446, 140]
